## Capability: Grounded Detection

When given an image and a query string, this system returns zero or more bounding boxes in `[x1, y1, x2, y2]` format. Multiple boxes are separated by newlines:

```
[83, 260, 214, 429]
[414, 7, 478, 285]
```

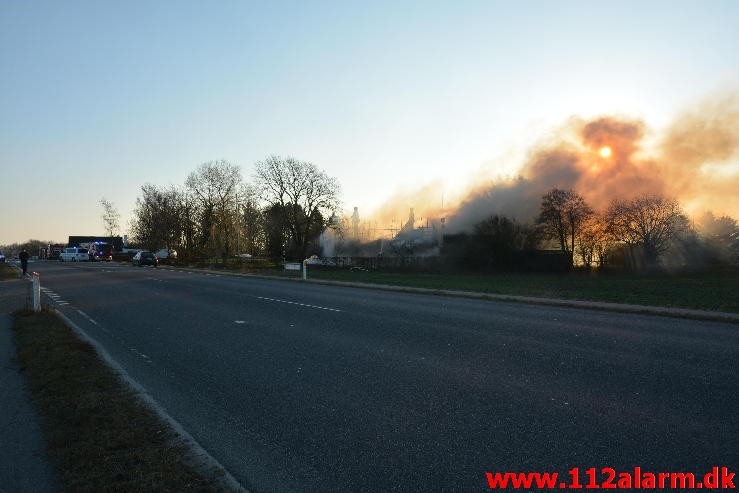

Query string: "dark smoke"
[371, 92, 739, 234]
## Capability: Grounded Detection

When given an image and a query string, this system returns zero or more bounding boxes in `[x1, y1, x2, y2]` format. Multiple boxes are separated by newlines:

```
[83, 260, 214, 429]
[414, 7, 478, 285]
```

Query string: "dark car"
[132, 251, 158, 267]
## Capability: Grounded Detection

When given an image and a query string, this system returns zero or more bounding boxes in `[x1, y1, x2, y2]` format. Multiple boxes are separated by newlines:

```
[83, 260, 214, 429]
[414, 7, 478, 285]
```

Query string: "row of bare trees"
[127, 156, 734, 271]
[130, 157, 341, 260]
[536, 188, 721, 270]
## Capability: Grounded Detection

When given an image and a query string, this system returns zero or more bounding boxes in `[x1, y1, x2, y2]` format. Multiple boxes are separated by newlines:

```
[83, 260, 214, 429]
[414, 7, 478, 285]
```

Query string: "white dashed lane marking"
[129, 347, 153, 364]
[77, 309, 100, 326]
[135, 269, 340, 313]
[257, 296, 341, 312]
[41, 288, 69, 305]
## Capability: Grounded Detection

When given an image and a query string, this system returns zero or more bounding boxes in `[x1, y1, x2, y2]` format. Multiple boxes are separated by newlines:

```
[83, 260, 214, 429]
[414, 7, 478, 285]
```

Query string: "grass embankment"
[1, 261, 17, 280]
[13, 309, 229, 492]
[306, 269, 739, 313]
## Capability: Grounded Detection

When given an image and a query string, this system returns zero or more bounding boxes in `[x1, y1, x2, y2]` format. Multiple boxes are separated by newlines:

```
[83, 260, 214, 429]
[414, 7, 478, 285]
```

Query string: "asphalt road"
[25, 260, 739, 492]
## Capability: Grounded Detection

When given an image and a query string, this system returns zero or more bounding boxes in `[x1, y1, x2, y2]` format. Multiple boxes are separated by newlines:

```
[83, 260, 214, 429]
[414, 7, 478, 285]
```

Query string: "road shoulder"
[0, 279, 58, 493]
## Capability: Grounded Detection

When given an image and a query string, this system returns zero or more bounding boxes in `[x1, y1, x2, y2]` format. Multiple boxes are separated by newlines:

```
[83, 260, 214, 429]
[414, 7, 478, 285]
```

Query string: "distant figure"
[19, 249, 29, 275]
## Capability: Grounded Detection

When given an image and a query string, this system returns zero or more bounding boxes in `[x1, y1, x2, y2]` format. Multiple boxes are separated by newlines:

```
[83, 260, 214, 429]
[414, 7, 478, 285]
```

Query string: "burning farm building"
[320, 92, 739, 269]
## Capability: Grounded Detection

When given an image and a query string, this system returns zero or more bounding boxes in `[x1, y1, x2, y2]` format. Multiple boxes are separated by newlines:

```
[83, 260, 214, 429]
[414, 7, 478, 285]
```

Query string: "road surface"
[24, 260, 739, 492]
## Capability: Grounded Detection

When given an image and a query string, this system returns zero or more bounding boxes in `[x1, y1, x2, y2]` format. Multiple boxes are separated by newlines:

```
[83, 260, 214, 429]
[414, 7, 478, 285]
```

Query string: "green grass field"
[306, 268, 739, 313]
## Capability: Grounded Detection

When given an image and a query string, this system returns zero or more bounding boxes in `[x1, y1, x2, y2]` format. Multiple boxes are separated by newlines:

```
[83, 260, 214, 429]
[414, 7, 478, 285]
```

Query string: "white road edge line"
[53, 310, 248, 493]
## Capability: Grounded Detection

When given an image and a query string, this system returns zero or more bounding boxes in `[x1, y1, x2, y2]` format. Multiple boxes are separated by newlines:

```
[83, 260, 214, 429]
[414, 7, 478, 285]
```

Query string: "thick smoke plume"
[364, 92, 739, 235]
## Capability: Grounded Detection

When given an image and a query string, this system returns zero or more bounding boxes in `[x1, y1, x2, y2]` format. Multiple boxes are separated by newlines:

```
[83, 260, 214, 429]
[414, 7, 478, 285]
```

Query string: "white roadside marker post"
[32, 272, 41, 312]
[302, 259, 307, 280]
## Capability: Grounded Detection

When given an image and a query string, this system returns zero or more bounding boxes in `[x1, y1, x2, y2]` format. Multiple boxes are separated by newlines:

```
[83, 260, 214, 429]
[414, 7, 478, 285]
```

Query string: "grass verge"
[13, 309, 232, 492]
[1, 261, 17, 280]
[166, 258, 738, 313]
[305, 269, 739, 313]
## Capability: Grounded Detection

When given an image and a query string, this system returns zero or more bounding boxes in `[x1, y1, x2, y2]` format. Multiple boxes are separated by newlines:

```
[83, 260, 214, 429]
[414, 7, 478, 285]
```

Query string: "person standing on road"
[19, 249, 29, 275]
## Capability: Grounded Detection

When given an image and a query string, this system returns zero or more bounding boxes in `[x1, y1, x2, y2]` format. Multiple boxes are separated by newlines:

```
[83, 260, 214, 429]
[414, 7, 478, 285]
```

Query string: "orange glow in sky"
[599, 146, 613, 158]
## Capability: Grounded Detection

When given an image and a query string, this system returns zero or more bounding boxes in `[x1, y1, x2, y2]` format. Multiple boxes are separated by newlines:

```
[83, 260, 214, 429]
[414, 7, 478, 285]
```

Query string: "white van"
[154, 248, 177, 259]
[59, 248, 89, 262]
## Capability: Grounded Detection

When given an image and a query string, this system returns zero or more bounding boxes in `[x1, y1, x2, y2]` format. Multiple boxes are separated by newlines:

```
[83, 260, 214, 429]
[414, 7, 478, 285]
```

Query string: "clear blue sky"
[1, 0, 738, 244]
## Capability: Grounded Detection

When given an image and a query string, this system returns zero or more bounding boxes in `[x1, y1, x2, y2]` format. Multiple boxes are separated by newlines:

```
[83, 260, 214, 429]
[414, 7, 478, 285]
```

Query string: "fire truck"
[79, 241, 113, 261]
[45, 244, 65, 260]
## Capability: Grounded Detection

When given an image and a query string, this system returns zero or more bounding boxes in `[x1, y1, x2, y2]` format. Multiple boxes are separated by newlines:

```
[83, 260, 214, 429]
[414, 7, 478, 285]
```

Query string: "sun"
[599, 146, 613, 158]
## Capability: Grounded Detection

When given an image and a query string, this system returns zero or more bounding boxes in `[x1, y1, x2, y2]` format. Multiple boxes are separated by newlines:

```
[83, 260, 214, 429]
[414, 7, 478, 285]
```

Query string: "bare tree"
[186, 160, 242, 257]
[100, 197, 120, 241]
[130, 185, 186, 252]
[254, 156, 341, 260]
[605, 195, 686, 268]
[236, 184, 265, 256]
[698, 211, 739, 264]
[699, 211, 738, 238]
[537, 188, 593, 265]
[178, 188, 199, 258]
[472, 215, 538, 268]
[577, 214, 613, 269]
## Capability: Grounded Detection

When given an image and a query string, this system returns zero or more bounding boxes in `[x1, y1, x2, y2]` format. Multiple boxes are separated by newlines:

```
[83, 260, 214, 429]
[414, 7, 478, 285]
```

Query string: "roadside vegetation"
[155, 259, 738, 313]
[305, 268, 739, 313]
[12, 309, 230, 492]
[1, 262, 17, 280]
[119, 156, 738, 275]
[6, 157, 736, 300]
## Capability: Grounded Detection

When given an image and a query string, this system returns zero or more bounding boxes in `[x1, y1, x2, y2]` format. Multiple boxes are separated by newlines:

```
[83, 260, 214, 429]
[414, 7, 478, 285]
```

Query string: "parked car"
[0, 252, 5, 262]
[132, 251, 158, 267]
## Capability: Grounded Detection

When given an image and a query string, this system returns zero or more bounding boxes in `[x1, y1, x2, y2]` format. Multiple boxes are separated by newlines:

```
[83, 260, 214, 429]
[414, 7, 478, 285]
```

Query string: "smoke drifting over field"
[365, 92, 739, 235]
